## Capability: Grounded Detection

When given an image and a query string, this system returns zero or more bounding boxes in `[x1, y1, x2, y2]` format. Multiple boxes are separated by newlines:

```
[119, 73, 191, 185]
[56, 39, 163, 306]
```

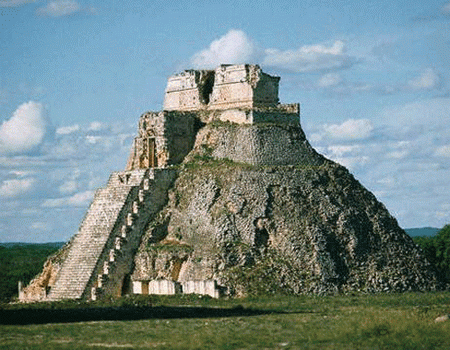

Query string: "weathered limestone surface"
[182, 280, 220, 298]
[19, 241, 72, 302]
[126, 111, 199, 169]
[163, 64, 280, 112]
[164, 70, 214, 111]
[21, 168, 177, 302]
[133, 136, 440, 295]
[46, 170, 148, 300]
[209, 64, 280, 110]
[187, 123, 323, 166]
[131, 279, 220, 298]
[90, 168, 177, 300]
[216, 104, 299, 125]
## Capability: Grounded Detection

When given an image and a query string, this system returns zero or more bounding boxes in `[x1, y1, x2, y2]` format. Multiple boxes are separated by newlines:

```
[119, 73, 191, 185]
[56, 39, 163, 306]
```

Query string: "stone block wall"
[163, 112, 201, 165]
[132, 279, 220, 298]
[126, 105, 301, 172]
[90, 168, 178, 300]
[164, 70, 214, 111]
[182, 280, 220, 298]
[126, 111, 199, 169]
[209, 64, 279, 110]
[148, 280, 182, 295]
[46, 170, 147, 301]
[163, 64, 280, 112]
[217, 104, 300, 125]
[37, 168, 178, 301]
[132, 280, 148, 294]
[190, 123, 324, 167]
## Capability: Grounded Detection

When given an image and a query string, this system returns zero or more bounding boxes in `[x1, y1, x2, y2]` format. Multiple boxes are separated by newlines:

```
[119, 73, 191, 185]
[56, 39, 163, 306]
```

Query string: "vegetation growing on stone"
[134, 153, 442, 295]
[147, 239, 194, 254]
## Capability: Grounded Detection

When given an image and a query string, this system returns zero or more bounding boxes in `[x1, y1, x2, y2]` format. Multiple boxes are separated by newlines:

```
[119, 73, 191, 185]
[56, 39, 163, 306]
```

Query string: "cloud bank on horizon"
[0, 0, 449, 242]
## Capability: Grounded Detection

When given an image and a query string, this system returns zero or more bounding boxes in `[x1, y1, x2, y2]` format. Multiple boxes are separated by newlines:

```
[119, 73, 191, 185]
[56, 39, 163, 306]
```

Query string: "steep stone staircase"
[47, 168, 177, 301]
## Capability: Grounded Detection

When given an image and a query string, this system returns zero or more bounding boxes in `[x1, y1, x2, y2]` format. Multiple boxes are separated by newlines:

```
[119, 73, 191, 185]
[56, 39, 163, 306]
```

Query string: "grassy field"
[1, 292, 449, 349]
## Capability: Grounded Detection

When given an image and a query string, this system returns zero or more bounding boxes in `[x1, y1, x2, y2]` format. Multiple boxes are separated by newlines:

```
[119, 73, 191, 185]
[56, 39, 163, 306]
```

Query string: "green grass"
[1, 292, 449, 349]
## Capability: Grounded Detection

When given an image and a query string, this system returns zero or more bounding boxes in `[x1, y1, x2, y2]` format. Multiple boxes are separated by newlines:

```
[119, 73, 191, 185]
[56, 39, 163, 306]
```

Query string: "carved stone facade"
[163, 70, 215, 111]
[163, 64, 280, 112]
[209, 64, 279, 109]
[132, 279, 220, 298]
[126, 111, 198, 170]
[128, 64, 298, 171]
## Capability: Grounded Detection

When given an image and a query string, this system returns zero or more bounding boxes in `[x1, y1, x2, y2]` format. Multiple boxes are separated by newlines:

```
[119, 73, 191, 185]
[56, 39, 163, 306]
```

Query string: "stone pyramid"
[20, 64, 439, 301]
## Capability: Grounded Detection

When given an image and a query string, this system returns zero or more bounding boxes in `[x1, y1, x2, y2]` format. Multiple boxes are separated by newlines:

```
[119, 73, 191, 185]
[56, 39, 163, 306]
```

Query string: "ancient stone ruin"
[20, 64, 440, 302]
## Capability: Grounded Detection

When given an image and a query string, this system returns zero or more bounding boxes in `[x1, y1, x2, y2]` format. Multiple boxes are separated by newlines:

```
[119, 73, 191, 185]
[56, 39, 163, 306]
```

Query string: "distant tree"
[414, 225, 450, 281]
[0, 244, 60, 302]
[434, 225, 450, 275]
[414, 236, 437, 265]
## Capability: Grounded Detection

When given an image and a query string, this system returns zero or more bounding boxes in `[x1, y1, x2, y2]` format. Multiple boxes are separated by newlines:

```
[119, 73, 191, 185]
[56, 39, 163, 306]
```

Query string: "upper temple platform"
[163, 64, 299, 125]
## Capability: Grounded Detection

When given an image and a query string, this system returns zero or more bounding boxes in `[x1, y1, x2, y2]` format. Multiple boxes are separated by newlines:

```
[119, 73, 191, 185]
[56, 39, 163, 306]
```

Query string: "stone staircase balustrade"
[46, 168, 176, 301]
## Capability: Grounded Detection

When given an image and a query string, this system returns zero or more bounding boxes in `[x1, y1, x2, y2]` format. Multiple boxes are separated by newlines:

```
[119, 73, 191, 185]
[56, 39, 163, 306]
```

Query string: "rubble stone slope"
[133, 123, 439, 295]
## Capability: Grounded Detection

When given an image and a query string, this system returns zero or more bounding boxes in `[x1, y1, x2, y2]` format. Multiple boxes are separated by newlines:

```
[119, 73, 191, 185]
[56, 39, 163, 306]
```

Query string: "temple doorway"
[139, 138, 156, 168]
[147, 137, 156, 168]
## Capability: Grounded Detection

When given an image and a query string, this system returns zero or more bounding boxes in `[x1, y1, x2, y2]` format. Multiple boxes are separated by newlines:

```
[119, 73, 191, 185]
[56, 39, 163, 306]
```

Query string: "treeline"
[413, 225, 450, 281]
[0, 243, 62, 302]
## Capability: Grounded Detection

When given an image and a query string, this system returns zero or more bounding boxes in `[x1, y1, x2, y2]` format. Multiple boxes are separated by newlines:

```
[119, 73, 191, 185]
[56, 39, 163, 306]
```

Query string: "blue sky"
[1, 0, 449, 242]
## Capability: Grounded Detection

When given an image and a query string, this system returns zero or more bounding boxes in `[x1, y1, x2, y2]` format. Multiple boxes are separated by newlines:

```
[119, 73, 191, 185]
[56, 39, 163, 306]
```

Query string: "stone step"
[48, 170, 150, 300]
[107, 170, 149, 187]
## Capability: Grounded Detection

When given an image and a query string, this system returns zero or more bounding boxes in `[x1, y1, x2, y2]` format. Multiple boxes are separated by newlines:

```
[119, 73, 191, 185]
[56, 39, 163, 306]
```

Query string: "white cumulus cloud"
[190, 30, 358, 73]
[321, 144, 369, 170]
[0, 101, 47, 155]
[326, 145, 360, 157]
[380, 98, 450, 126]
[42, 190, 94, 207]
[9, 170, 35, 177]
[67, 190, 94, 206]
[88, 121, 104, 131]
[37, 0, 81, 17]
[263, 40, 354, 72]
[324, 119, 374, 140]
[85, 135, 102, 144]
[56, 124, 80, 135]
[317, 73, 342, 88]
[0, 178, 35, 197]
[408, 68, 440, 90]
[59, 180, 78, 194]
[388, 150, 409, 159]
[191, 30, 257, 69]
[435, 145, 450, 157]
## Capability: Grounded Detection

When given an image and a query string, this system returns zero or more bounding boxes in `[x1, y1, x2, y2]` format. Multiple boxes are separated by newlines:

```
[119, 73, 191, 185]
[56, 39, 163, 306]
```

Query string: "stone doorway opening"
[147, 138, 156, 168]
[139, 137, 156, 168]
